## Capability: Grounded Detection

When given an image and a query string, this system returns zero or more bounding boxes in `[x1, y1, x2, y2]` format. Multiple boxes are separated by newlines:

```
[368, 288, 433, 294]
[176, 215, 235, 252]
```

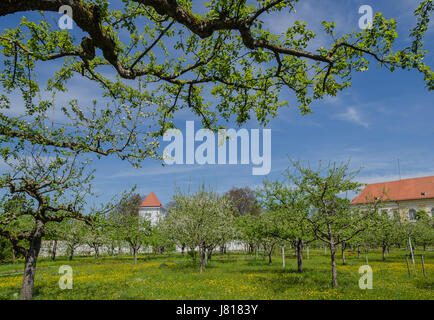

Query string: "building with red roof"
[138, 192, 166, 226]
[351, 175, 434, 221]
[139, 191, 164, 208]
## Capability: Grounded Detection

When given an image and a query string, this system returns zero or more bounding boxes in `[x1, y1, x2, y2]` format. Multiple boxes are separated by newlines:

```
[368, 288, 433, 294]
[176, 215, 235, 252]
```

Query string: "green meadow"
[0, 248, 433, 300]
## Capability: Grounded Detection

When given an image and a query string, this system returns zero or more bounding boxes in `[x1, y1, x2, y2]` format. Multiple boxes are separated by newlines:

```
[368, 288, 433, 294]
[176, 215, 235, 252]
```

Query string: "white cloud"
[356, 171, 434, 185]
[345, 147, 364, 153]
[106, 164, 208, 178]
[334, 106, 370, 128]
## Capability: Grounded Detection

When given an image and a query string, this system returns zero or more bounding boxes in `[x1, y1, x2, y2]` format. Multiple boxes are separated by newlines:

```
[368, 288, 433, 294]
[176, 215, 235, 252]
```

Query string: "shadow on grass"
[415, 278, 434, 290]
[249, 268, 334, 292]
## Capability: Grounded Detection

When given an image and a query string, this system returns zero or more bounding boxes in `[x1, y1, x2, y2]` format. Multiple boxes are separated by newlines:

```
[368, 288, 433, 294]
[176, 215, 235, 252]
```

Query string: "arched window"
[408, 209, 417, 221]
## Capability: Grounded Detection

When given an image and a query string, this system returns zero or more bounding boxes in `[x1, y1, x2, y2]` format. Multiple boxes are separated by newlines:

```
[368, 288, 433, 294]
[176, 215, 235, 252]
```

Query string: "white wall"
[138, 206, 164, 226]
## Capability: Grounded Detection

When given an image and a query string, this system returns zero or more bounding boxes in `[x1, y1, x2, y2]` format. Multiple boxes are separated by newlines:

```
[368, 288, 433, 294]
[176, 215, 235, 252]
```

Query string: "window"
[392, 210, 400, 220]
[408, 209, 417, 222]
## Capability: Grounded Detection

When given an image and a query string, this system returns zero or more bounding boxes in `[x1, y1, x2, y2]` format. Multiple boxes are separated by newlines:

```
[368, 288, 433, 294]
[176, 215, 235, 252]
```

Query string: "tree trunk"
[341, 243, 346, 265]
[20, 220, 44, 300]
[181, 244, 185, 257]
[357, 245, 361, 259]
[118, 245, 121, 257]
[11, 247, 16, 261]
[69, 248, 74, 261]
[51, 240, 57, 261]
[297, 240, 303, 272]
[329, 242, 338, 288]
[133, 248, 137, 264]
[281, 245, 285, 269]
[191, 247, 197, 262]
[268, 244, 274, 265]
[199, 251, 203, 273]
[199, 247, 205, 273]
[382, 245, 386, 261]
[94, 245, 99, 259]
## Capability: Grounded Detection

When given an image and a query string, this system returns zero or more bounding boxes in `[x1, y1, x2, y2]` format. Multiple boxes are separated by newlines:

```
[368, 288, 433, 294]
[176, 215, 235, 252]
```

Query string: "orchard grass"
[0, 248, 433, 300]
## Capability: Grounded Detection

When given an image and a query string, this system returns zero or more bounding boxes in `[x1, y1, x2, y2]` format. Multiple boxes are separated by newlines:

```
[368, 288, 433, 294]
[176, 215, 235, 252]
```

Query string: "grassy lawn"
[0, 248, 433, 300]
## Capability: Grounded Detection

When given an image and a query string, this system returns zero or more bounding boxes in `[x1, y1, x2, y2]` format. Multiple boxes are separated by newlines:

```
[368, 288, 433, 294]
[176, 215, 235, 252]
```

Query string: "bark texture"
[20, 220, 44, 300]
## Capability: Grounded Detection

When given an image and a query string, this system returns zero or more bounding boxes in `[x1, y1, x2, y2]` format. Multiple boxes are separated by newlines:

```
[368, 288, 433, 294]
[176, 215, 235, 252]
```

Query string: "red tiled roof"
[351, 176, 434, 204]
[140, 192, 164, 208]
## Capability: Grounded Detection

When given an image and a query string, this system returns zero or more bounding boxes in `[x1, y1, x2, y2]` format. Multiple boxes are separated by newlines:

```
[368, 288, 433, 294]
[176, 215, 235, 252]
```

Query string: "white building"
[351, 175, 434, 220]
[138, 192, 166, 226]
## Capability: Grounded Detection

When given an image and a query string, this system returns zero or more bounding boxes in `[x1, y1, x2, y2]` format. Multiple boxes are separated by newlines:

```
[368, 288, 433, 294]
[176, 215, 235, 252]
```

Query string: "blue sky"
[1, 0, 433, 207]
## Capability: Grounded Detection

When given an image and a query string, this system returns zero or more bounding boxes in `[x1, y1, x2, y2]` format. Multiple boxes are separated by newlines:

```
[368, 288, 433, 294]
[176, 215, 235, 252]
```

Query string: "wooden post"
[342, 243, 346, 265]
[405, 255, 411, 277]
[421, 255, 426, 277]
[408, 236, 417, 277]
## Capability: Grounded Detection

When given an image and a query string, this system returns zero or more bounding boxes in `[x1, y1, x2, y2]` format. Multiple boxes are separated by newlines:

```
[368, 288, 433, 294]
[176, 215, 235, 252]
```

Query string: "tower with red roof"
[138, 192, 166, 226]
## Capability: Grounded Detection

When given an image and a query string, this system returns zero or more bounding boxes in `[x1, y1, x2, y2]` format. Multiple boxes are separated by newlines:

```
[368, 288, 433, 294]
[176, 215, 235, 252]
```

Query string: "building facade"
[138, 191, 166, 226]
[351, 175, 434, 220]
